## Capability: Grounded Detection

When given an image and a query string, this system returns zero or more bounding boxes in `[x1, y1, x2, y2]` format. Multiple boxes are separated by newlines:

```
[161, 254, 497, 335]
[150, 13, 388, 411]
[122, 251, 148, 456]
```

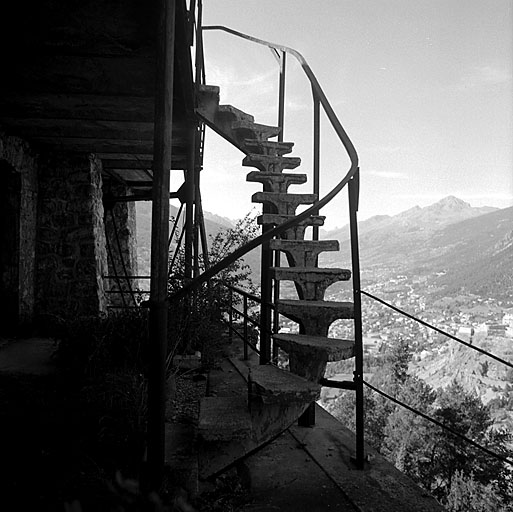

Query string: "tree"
[445, 471, 508, 512]
[167, 213, 259, 361]
[381, 380, 513, 508]
[327, 337, 513, 510]
[381, 376, 435, 475]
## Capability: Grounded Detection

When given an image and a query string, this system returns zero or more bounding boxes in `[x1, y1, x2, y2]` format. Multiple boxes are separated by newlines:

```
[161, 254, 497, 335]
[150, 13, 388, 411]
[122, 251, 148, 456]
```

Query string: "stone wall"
[103, 184, 139, 308]
[0, 133, 38, 331]
[0, 131, 140, 329]
[36, 152, 108, 320]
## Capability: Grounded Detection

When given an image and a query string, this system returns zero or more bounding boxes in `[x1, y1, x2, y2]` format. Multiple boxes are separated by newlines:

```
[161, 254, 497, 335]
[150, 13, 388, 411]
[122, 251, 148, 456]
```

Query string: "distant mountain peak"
[430, 196, 471, 210]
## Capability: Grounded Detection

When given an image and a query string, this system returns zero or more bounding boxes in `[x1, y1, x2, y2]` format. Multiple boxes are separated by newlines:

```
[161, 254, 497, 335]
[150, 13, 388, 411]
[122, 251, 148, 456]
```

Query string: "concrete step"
[270, 239, 340, 267]
[217, 104, 255, 123]
[271, 266, 351, 301]
[246, 170, 307, 193]
[252, 192, 317, 216]
[248, 364, 321, 405]
[243, 139, 294, 156]
[257, 214, 325, 240]
[273, 333, 354, 381]
[243, 153, 301, 173]
[195, 84, 220, 124]
[232, 119, 281, 142]
[198, 396, 252, 442]
[198, 358, 320, 480]
[196, 98, 279, 152]
[277, 300, 354, 336]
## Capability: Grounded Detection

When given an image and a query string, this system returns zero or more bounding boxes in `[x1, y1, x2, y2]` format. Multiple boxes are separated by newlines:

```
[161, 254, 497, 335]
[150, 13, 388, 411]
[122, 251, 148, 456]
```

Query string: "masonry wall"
[36, 152, 108, 320]
[0, 133, 38, 331]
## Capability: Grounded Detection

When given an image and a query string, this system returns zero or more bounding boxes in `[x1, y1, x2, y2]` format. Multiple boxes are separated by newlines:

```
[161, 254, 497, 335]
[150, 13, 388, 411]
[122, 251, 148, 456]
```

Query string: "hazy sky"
[192, 0, 513, 227]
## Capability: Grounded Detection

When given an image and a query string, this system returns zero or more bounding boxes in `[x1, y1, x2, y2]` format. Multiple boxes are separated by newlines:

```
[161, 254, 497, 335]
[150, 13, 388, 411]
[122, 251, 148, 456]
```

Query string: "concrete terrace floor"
[178, 338, 445, 512]
[0, 336, 445, 511]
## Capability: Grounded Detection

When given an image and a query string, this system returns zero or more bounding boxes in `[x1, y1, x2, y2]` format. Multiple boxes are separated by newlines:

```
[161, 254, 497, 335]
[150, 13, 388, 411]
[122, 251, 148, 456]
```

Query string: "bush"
[167, 213, 259, 364]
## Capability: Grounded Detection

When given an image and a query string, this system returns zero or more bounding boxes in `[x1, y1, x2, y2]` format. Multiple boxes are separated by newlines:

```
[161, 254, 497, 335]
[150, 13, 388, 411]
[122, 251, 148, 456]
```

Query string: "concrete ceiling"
[0, 0, 195, 196]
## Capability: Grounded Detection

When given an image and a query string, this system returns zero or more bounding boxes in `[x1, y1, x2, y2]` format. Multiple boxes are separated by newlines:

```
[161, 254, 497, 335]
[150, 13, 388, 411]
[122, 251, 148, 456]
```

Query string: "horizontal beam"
[6, 54, 156, 97]
[99, 154, 187, 170]
[29, 136, 155, 154]
[97, 153, 154, 161]
[101, 159, 153, 170]
[0, 93, 155, 122]
[1, 117, 155, 141]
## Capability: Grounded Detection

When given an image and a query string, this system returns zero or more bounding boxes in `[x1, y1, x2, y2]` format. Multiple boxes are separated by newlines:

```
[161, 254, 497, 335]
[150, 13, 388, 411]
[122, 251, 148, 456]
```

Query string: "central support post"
[349, 169, 365, 469]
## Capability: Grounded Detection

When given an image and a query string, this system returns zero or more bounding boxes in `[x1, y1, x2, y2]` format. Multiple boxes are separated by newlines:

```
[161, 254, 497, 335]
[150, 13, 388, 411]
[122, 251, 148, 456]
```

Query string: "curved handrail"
[169, 26, 359, 302]
[202, 25, 358, 166]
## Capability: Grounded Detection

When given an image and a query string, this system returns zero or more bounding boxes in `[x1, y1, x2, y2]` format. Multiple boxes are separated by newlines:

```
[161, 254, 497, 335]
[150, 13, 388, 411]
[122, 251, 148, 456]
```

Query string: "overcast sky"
[191, 0, 513, 227]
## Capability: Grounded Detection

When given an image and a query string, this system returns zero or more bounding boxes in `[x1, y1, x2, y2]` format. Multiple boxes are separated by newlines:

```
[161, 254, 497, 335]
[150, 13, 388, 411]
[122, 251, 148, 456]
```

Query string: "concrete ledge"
[198, 396, 251, 441]
[288, 405, 444, 512]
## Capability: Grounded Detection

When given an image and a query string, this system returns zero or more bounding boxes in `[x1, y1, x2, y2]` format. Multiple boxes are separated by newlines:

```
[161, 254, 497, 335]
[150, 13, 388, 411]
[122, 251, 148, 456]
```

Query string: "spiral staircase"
[194, 84, 359, 478]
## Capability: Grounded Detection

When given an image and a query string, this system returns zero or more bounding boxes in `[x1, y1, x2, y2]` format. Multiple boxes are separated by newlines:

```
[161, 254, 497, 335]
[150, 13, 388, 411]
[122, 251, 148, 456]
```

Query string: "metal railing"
[197, 24, 364, 466]
[359, 290, 513, 468]
[224, 285, 264, 360]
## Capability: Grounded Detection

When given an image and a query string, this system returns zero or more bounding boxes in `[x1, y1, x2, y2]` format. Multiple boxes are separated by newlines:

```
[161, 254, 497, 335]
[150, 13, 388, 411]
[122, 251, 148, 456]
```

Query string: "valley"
[135, 196, 513, 434]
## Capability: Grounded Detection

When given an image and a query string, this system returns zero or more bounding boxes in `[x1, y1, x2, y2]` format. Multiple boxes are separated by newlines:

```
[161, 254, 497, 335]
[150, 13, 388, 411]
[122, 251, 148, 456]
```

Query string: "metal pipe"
[195, 0, 205, 87]
[192, 129, 201, 279]
[147, 0, 176, 487]
[168, 203, 184, 249]
[196, 192, 210, 269]
[168, 221, 186, 278]
[228, 288, 233, 343]
[259, 227, 273, 365]
[272, 250, 281, 362]
[184, 127, 196, 281]
[202, 25, 358, 166]
[243, 295, 248, 360]
[312, 92, 320, 241]
[278, 51, 286, 142]
[348, 170, 365, 469]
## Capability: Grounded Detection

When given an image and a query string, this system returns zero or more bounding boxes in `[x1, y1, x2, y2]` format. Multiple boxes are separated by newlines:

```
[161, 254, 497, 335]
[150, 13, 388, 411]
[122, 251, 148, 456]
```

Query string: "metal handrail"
[202, 25, 358, 166]
[183, 23, 365, 467]
[168, 169, 358, 302]
[200, 25, 364, 467]
[169, 36, 359, 302]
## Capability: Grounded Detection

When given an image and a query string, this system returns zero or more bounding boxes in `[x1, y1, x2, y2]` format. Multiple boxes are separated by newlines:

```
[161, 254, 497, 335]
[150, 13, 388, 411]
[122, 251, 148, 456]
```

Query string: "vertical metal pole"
[312, 93, 320, 241]
[349, 169, 365, 469]
[148, 0, 175, 488]
[184, 127, 196, 281]
[192, 127, 201, 278]
[277, 51, 286, 142]
[243, 295, 248, 360]
[269, 50, 287, 362]
[259, 232, 272, 365]
[188, 0, 196, 46]
[196, 193, 210, 269]
[228, 288, 233, 343]
[195, 0, 204, 88]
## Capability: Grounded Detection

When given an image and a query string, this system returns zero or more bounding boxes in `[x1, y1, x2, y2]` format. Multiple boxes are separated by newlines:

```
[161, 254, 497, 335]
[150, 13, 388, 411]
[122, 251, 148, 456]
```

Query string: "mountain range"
[321, 196, 513, 301]
[135, 202, 234, 278]
[135, 196, 513, 301]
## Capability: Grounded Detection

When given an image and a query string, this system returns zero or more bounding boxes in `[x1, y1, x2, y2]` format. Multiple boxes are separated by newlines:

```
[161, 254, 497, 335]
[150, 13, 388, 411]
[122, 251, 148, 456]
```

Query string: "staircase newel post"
[312, 91, 320, 241]
[259, 226, 273, 365]
[277, 50, 286, 142]
[348, 169, 365, 469]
